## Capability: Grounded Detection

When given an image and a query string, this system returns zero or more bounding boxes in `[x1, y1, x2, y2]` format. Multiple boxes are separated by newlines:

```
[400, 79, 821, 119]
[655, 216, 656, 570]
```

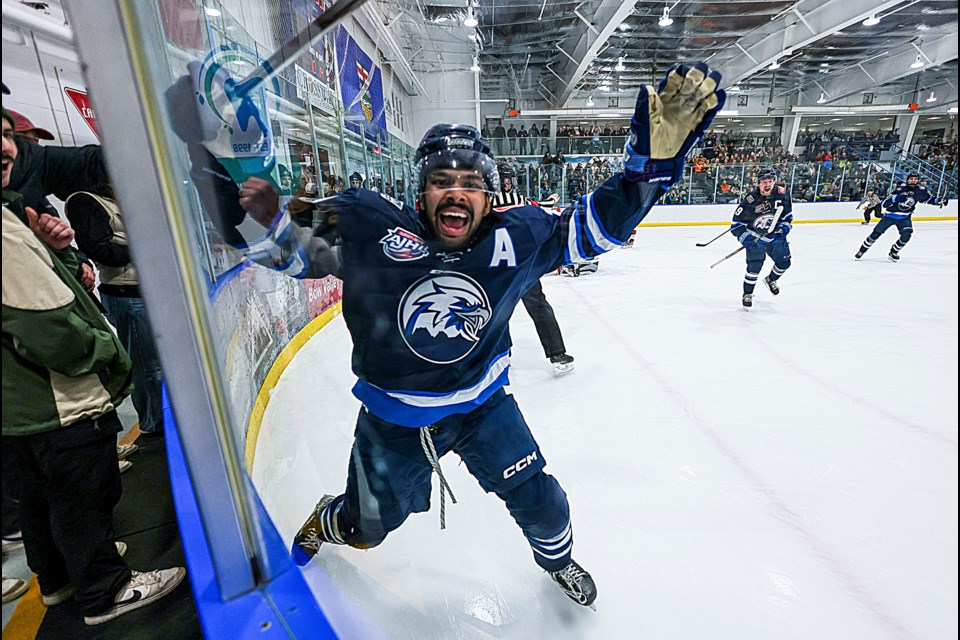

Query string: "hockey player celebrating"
[855, 173, 944, 262]
[729, 167, 793, 309]
[171, 62, 724, 609]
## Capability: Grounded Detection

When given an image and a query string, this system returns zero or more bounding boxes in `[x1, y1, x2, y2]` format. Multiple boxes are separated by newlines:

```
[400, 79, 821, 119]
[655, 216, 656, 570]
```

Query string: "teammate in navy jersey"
[855, 173, 945, 262]
[729, 168, 793, 309]
[172, 62, 724, 609]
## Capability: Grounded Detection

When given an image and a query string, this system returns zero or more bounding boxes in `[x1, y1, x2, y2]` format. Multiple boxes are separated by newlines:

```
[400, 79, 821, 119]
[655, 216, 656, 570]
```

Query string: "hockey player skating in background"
[855, 188, 882, 225]
[855, 173, 944, 262]
[170, 62, 724, 610]
[729, 168, 793, 310]
[493, 175, 575, 375]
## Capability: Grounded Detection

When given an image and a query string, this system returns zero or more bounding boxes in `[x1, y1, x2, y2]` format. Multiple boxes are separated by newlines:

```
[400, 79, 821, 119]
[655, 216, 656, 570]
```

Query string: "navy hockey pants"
[743, 238, 791, 294]
[868, 215, 913, 248]
[332, 389, 573, 571]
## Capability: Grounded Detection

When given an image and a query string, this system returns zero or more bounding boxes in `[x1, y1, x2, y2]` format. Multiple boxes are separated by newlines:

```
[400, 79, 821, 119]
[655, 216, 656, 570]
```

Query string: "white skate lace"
[419, 427, 457, 529]
[552, 563, 589, 602]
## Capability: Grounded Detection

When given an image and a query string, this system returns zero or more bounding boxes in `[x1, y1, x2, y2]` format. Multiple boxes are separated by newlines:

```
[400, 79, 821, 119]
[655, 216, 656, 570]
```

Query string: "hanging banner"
[63, 87, 100, 139]
[335, 25, 386, 141]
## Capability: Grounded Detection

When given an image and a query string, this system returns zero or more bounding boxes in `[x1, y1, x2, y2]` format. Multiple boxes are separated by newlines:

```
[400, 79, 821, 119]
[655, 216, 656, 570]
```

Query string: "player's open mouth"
[438, 208, 470, 235]
[1, 158, 11, 173]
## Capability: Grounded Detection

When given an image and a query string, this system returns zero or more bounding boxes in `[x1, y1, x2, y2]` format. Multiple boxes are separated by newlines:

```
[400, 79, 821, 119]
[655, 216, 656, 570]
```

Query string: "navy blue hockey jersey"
[730, 185, 793, 240]
[236, 176, 663, 428]
[882, 182, 936, 219]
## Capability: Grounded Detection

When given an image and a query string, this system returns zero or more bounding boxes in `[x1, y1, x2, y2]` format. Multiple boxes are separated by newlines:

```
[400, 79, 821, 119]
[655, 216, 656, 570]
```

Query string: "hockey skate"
[549, 559, 597, 609]
[550, 353, 575, 375]
[558, 264, 579, 277]
[291, 494, 339, 566]
[742, 293, 753, 310]
[763, 276, 780, 296]
[855, 250, 864, 259]
[578, 258, 600, 275]
[888, 250, 900, 262]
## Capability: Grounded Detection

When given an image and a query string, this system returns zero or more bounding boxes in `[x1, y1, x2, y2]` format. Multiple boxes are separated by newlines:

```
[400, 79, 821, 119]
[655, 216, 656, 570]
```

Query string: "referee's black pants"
[521, 280, 566, 359]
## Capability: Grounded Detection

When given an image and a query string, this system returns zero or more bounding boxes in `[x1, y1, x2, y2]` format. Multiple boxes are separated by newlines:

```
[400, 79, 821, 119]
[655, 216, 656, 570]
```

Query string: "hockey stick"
[709, 245, 744, 268]
[233, 0, 370, 99]
[696, 228, 730, 247]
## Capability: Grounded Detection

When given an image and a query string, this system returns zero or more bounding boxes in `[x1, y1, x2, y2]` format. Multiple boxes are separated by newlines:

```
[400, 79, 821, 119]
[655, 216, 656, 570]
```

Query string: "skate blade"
[553, 363, 575, 375]
[291, 543, 316, 566]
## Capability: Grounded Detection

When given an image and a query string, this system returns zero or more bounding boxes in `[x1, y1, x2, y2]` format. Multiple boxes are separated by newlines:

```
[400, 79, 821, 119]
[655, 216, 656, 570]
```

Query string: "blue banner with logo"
[335, 25, 387, 141]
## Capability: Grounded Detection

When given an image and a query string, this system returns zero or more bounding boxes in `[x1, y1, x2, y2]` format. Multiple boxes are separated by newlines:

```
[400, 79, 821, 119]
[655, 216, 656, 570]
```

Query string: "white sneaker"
[119, 460, 133, 474]
[83, 567, 186, 626]
[2, 532, 23, 555]
[2, 577, 29, 604]
[116, 444, 138, 461]
[42, 541, 128, 606]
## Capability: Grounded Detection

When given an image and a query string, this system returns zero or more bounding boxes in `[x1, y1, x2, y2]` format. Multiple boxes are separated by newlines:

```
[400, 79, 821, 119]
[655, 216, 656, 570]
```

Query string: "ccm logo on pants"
[503, 452, 539, 479]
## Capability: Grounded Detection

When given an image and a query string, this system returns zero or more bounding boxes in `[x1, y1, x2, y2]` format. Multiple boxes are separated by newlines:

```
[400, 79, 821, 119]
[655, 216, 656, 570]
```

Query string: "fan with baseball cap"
[8, 109, 55, 143]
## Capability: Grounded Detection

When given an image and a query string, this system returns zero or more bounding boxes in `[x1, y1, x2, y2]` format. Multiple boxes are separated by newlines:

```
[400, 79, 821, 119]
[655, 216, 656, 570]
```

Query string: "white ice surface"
[252, 222, 958, 640]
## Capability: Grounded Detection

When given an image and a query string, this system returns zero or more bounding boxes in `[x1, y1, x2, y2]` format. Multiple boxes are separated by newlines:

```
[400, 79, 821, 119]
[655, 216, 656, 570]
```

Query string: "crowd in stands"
[915, 140, 958, 171]
[290, 127, 954, 210]
[481, 127, 956, 205]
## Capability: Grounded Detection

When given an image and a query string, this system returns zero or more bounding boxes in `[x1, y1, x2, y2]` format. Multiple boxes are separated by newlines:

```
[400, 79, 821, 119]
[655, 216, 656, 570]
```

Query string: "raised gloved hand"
[774, 221, 791, 236]
[624, 62, 725, 185]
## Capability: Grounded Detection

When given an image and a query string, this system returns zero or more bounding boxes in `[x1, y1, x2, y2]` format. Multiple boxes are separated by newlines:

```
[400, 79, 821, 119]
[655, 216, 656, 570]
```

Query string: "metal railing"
[502, 157, 958, 208]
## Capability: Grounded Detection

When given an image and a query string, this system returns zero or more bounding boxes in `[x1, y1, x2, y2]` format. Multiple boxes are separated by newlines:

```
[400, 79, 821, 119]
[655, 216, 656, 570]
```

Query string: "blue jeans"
[101, 294, 164, 433]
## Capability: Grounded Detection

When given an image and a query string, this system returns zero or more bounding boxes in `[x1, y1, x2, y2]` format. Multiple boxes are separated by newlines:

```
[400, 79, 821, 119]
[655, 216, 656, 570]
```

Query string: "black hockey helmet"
[757, 167, 778, 182]
[414, 124, 500, 195]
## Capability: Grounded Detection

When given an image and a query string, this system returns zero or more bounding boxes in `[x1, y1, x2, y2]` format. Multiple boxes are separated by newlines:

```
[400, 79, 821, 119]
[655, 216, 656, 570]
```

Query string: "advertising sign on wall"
[63, 87, 99, 139]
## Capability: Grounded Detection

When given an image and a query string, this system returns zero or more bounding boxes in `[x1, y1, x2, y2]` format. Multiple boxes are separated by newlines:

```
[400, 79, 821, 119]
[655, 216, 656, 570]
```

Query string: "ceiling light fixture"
[204, 7, 221, 17]
[470, 56, 481, 72]
[463, 6, 478, 28]
[658, 5, 673, 28]
[817, 93, 826, 104]
[586, 96, 595, 107]
[862, 14, 880, 26]
[615, 57, 626, 72]
[769, 60, 781, 70]
[926, 91, 937, 103]
[911, 53, 924, 69]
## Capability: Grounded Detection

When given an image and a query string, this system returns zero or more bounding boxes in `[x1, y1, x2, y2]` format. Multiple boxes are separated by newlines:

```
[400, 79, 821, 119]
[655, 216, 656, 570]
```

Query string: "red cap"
[7, 109, 55, 141]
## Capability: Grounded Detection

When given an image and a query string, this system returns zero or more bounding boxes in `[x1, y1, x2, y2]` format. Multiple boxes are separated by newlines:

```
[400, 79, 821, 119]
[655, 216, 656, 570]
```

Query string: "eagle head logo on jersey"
[752, 213, 777, 233]
[380, 227, 429, 261]
[896, 195, 916, 212]
[398, 272, 491, 364]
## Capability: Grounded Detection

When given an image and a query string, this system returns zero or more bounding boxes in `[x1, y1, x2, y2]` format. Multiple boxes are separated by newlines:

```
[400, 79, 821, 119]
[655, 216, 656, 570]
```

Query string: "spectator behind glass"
[64, 188, 165, 437]
[3, 105, 186, 626]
